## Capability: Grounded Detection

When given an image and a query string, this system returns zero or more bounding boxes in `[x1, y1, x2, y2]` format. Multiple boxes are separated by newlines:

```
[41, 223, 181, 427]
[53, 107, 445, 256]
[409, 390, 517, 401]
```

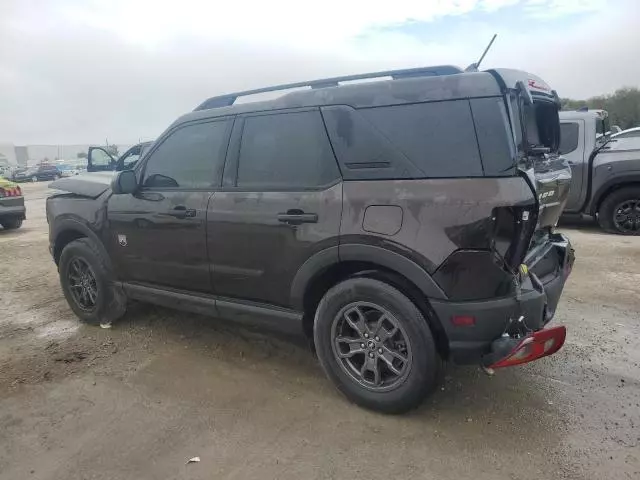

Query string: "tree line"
[561, 87, 640, 130]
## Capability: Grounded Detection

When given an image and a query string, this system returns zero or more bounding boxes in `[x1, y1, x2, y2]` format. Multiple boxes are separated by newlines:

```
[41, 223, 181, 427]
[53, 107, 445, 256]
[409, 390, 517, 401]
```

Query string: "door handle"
[167, 206, 196, 219]
[277, 210, 318, 225]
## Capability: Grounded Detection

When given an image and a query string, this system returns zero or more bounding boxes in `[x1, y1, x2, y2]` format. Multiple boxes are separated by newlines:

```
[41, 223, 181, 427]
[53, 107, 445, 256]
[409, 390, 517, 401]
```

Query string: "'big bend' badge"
[117, 234, 127, 247]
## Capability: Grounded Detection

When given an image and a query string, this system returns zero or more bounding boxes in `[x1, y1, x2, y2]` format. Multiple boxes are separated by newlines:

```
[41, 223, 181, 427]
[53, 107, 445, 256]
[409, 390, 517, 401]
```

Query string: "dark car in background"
[13, 164, 62, 182]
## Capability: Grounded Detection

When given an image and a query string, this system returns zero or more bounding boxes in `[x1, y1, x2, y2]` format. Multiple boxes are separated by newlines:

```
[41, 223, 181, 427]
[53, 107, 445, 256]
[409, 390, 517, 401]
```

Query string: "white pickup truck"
[560, 109, 640, 234]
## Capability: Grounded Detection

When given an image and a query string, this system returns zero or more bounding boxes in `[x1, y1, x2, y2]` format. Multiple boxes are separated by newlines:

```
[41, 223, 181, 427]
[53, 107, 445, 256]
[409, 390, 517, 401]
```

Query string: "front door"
[107, 118, 233, 293]
[88, 147, 116, 172]
[559, 120, 586, 212]
[207, 109, 342, 308]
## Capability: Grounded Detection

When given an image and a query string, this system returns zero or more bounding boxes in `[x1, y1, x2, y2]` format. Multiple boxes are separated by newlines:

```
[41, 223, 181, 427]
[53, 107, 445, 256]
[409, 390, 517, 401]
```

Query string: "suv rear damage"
[47, 65, 574, 413]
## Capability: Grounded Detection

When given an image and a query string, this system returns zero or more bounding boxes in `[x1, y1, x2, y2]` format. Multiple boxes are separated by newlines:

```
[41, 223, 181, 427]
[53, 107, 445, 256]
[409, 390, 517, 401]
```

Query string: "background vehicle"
[58, 164, 83, 177]
[0, 177, 25, 229]
[13, 164, 62, 182]
[612, 126, 640, 139]
[86, 141, 153, 173]
[47, 66, 573, 413]
[560, 109, 640, 234]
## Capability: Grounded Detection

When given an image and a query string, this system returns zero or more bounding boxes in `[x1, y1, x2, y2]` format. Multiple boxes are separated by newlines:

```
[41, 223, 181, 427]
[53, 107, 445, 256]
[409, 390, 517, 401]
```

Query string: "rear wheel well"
[302, 261, 449, 358]
[594, 181, 640, 215]
[53, 229, 87, 264]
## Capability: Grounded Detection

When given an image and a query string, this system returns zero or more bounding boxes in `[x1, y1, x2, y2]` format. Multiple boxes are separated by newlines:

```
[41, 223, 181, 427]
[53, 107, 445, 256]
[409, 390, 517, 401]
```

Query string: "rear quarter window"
[359, 100, 483, 177]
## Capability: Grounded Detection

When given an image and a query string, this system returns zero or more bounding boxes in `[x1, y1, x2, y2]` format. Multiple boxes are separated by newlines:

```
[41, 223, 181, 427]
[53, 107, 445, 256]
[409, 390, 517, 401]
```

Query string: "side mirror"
[111, 170, 138, 195]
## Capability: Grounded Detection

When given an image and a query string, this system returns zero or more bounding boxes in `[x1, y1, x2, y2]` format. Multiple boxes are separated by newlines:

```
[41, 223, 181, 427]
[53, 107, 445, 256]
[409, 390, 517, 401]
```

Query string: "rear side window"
[143, 120, 232, 189]
[237, 111, 339, 189]
[559, 123, 579, 154]
[359, 100, 483, 177]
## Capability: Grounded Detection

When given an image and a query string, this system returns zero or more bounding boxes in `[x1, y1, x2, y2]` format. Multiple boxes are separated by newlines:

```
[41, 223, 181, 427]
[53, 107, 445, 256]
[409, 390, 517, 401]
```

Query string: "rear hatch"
[507, 89, 571, 231]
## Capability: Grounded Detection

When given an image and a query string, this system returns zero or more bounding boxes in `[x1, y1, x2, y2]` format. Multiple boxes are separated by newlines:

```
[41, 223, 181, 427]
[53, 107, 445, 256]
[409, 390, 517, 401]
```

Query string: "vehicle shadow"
[110, 302, 568, 454]
[558, 215, 606, 234]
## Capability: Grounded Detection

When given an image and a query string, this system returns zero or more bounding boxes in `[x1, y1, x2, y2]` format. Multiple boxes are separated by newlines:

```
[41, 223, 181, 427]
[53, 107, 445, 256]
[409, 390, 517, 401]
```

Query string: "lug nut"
[360, 343, 365, 348]
[364, 333, 369, 338]
[378, 348, 383, 354]
[368, 352, 374, 358]
[375, 336, 380, 341]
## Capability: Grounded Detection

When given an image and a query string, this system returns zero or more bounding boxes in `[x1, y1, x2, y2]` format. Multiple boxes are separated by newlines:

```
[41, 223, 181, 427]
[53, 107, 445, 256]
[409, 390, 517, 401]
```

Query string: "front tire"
[314, 278, 439, 413]
[598, 186, 640, 235]
[59, 238, 126, 325]
[1, 217, 23, 230]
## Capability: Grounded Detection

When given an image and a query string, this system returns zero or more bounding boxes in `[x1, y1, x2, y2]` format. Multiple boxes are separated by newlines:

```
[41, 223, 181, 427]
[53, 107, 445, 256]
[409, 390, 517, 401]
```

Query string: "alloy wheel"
[613, 199, 640, 233]
[67, 257, 98, 311]
[331, 301, 412, 391]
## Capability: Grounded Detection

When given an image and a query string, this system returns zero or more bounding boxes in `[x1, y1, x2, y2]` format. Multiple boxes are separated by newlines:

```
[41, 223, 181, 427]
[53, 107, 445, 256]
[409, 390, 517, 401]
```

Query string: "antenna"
[465, 34, 497, 72]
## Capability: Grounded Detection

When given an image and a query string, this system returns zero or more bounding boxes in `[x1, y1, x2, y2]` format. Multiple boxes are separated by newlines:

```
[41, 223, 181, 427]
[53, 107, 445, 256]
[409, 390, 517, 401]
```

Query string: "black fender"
[51, 216, 112, 270]
[588, 172, 640, 215]
[290, 244, 446, 310]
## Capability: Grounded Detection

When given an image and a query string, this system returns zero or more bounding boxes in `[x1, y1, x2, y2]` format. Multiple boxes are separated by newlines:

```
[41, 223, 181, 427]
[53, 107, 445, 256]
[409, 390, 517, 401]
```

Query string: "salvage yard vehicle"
[13, 164, 61, 183]
[0, 177, 25, 230]
[47, 65, 574, 413]
[86, 141, 153, 173]
[560, 109, 640, 234]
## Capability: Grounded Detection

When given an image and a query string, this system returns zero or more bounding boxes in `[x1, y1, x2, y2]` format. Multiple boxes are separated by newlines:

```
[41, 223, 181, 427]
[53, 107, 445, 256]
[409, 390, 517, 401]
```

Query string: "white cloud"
[0, 0, 636, 144]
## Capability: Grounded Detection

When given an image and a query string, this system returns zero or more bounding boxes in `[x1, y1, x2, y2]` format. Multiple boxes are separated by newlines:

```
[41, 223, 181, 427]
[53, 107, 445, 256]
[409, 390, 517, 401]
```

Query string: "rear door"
[559, 120, 586, 212]
[107, 118, 233, 293]
[207, 108, 342, 308]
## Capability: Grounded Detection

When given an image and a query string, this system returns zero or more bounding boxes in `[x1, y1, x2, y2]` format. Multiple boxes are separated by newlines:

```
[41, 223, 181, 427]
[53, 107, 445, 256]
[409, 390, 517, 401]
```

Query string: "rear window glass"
[559, 123, 579, 154]
[237, 111, 339, 189]
[359, 101, 483, 177]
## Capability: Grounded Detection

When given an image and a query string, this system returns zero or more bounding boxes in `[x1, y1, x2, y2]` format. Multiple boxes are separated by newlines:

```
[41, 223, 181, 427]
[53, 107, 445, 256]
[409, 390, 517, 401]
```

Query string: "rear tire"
[598, 186, 640, 235]
[59, 238, 127, 325]
[314, 277, 439, 414]
[1, 217, 23, 229]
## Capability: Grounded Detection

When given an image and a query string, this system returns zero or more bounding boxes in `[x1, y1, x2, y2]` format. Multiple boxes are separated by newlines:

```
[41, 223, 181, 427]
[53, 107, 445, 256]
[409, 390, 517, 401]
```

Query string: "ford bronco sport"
[47, 65, 574, 413]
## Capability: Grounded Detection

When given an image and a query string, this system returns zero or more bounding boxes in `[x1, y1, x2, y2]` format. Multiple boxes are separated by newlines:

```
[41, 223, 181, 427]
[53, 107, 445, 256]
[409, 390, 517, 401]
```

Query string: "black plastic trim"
[122, 283, 303, 335]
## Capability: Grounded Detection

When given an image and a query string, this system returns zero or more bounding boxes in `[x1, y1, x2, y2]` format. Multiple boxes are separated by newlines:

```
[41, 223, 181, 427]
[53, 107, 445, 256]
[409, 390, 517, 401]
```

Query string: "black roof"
[174, 66, 505, 127]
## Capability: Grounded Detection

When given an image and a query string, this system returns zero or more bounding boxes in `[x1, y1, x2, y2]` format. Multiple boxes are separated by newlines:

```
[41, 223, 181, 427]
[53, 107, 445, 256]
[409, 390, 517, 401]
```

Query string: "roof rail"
[194, 65, 463, 111]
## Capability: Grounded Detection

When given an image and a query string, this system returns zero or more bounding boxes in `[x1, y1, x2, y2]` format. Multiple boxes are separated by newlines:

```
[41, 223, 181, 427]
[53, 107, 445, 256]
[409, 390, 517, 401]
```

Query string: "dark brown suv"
[47, 65, 574, 413]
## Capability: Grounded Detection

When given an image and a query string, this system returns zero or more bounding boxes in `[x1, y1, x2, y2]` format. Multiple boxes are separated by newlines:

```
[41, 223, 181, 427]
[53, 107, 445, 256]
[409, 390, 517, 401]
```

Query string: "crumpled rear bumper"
[431, 233, 574, 364]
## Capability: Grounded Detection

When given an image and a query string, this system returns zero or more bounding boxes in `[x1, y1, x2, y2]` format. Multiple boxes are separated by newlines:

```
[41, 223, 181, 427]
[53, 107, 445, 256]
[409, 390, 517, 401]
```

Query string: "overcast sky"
[1, 0, 638, 144]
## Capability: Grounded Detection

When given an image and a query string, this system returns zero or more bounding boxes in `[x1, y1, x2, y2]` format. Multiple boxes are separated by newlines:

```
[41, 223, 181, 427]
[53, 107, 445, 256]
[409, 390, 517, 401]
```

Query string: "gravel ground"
[0, 182, 638, 480]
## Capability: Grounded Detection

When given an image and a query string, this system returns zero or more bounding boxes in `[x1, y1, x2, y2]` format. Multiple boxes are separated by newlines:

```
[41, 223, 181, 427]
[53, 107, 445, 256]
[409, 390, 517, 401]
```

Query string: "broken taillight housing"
[488, 325, 566, 369]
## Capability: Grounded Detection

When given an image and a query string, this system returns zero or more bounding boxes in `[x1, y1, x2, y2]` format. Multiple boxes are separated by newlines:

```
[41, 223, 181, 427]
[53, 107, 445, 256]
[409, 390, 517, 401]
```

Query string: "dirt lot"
[0, 182, 638, 480]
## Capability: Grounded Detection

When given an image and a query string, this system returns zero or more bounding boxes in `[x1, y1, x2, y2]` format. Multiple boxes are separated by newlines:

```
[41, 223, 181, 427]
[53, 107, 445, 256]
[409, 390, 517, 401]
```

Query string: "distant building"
[0, 144, 18, 166]
[0, 144, 135, 167]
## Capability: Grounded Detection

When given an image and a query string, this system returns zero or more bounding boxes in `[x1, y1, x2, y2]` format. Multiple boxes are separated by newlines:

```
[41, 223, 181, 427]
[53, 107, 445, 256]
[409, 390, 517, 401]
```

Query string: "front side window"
[237, 111, 339, 189]
[559, 122, 579, 154]
[91, 149, 113, 167]
[143, 120, 232, 189]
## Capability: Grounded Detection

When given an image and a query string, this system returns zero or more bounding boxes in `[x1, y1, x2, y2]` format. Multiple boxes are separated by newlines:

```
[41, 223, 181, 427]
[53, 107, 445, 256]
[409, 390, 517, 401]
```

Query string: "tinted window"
[559, 123, 579, 154]
[143, 120, 231, 189]
[469, 97, 516, 176]
[360, 100, 483, 177]
[237, 111, 339, 188]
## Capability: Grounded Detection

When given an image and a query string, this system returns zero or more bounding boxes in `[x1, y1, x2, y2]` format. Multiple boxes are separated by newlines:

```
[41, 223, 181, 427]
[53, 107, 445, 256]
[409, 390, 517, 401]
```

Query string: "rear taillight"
[0, 187, 21, 197]
[488, 325, 566, 369]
